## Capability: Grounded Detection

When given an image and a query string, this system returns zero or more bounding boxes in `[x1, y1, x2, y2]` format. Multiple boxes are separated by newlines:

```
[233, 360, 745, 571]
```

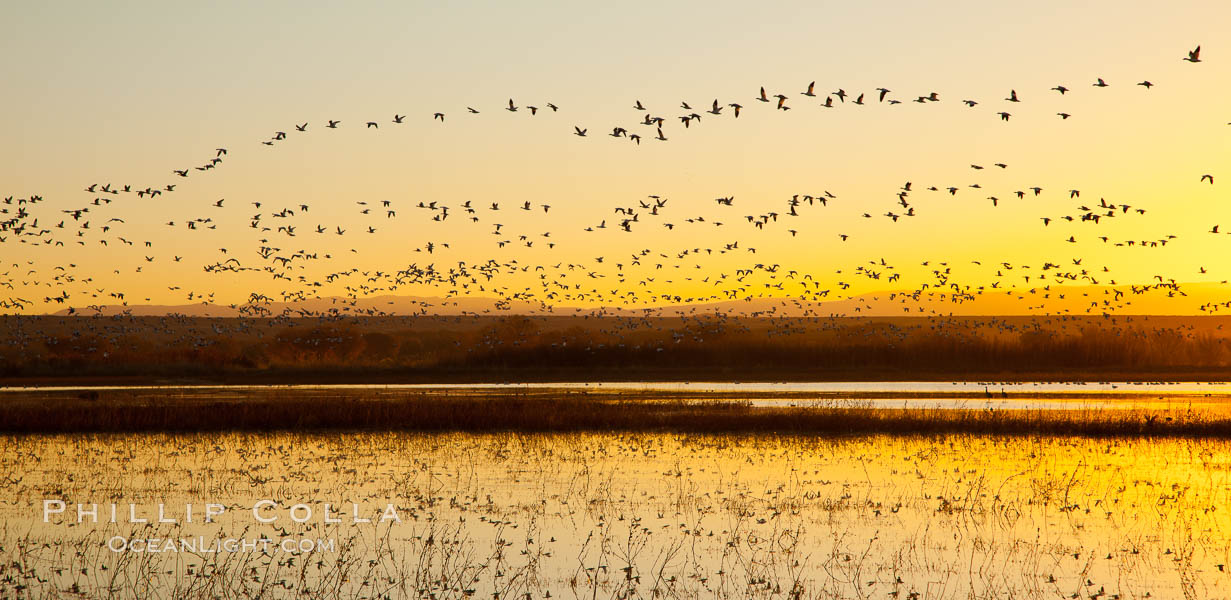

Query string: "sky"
[1, 1, 1229, 316]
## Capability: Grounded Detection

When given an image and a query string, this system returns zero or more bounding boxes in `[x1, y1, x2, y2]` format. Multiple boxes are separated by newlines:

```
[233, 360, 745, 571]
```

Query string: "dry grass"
[5, 314, 1231, 383]
[1, 388, 1225, 436]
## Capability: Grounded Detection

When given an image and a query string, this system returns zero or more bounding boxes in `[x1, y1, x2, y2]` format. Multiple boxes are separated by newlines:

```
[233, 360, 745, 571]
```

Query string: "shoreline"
[3, 388, 1230, 436]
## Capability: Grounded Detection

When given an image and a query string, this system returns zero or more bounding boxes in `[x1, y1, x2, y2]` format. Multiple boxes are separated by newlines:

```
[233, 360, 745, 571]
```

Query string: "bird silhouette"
[4, 40, 1223, 330]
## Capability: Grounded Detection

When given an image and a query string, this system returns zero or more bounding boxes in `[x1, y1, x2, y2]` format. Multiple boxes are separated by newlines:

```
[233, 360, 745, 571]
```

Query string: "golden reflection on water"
[2, 432, 1230, 599]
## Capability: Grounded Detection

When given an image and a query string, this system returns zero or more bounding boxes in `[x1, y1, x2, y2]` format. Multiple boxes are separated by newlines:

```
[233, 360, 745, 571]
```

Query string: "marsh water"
[4, 427, 1231, 598]
[6, 380, 1231, 411]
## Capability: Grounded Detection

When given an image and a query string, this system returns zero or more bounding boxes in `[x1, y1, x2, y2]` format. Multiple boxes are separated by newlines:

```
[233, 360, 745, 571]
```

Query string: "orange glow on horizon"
[2, 2, 1229, 316]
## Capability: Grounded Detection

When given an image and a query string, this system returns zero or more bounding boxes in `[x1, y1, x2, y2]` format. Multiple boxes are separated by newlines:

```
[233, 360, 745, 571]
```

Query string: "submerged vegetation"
[3, 432, 1230, 599]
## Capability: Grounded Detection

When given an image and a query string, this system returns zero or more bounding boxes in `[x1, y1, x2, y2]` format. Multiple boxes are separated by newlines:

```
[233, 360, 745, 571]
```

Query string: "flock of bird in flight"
[1, 45, 1227, 319]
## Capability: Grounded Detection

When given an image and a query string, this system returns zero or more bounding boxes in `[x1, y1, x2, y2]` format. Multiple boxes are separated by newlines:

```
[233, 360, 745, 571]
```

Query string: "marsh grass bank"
[5, 314, 1231, 385]
[2, 388, 1229, 436]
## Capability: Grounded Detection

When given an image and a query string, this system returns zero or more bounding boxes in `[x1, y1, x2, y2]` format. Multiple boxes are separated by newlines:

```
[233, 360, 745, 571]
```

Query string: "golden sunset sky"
[2, 1, 1229, 315]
